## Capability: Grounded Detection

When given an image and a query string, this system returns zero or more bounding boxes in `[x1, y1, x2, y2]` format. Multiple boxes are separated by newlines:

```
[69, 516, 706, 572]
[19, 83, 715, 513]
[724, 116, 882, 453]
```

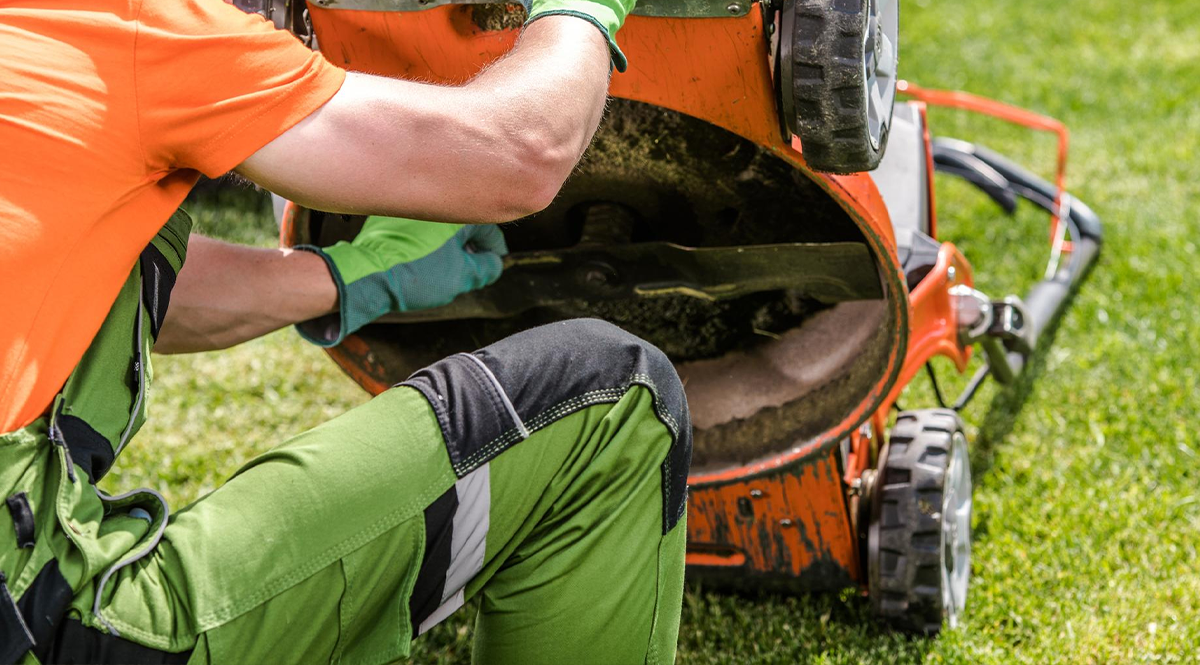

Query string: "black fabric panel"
[402, 318, 693, 533]
[400, 355, 513, 476]
[45, 619, 192, 665]
[55, 414, 115, 483]
[661, 406, 693, 534]
[5, 493, 35, 549]
[16, 560, 73, 664]
[139, 243, 177, 340]
[0, 576, 35, 665]
[408, 486, 458, 635]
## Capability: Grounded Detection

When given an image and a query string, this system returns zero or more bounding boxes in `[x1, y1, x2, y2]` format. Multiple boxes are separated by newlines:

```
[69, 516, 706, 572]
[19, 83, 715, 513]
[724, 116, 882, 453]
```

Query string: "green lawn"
[104, 0, 1200, 661]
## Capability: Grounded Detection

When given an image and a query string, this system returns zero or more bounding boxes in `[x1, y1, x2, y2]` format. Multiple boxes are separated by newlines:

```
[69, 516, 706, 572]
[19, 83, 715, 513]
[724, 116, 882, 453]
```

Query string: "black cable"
[925, 362, 948, 409]
[952, 365, 991, 411]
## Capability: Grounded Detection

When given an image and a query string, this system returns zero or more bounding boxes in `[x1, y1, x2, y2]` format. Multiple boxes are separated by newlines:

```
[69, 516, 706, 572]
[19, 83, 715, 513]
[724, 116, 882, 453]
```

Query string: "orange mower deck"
[268, 0, 1102, 631]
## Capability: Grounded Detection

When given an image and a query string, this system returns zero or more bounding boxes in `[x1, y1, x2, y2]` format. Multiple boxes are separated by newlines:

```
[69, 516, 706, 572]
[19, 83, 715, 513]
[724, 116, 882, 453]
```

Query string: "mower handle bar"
[932, 138, 1103, 381]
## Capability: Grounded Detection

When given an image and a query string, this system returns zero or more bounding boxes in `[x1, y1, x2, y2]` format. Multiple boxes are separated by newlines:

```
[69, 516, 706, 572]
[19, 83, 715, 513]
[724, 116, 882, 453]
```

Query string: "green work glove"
[295, 216, 507, 347]
[523, 0, 636, 72]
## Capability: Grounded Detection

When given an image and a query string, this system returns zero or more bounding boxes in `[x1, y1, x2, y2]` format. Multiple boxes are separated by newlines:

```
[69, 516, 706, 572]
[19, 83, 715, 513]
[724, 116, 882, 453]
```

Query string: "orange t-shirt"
[0, 0, 346, 433]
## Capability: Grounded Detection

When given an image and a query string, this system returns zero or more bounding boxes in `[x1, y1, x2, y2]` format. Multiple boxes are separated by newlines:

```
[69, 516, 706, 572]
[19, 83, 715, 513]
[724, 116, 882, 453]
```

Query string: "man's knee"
[401, 318, 692, 532]
[499, 318, 684, 401]
[480, 319, 692, 533]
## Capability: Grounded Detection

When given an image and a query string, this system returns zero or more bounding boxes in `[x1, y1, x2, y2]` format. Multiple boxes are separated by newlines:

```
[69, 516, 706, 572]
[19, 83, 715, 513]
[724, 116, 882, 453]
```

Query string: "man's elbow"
[487, 172, 565, 223]
[483, 132, 578, 222]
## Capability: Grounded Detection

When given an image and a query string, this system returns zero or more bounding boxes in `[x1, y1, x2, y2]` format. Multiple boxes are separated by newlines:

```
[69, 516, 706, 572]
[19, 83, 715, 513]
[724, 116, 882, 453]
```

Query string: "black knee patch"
[401, 319, 692, 533]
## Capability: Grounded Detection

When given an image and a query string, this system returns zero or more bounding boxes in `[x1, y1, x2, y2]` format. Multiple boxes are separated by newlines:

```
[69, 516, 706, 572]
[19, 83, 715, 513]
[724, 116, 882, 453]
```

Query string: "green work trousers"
[11, 320, 692, 665]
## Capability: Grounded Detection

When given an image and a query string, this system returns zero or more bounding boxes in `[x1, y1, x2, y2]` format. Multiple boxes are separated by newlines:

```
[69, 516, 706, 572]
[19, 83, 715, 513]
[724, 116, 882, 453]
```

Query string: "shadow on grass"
[969, 265, 1096, 480]
[962, 259, 1099, 546]
[969, 342, 1050, 478]
[676, 582, 935, 665]
[409, 583, 938, 665]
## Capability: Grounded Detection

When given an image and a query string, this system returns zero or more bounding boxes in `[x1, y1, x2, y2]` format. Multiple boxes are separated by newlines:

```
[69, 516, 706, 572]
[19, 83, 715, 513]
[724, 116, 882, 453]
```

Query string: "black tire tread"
[787, 0, 886, 173]
[870, 408, 966, 635]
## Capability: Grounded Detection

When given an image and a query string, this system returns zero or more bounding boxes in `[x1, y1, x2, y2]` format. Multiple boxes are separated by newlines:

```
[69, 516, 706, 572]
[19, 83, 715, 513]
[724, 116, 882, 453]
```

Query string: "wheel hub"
[864, 0, 898, 151]
[940, 430, 972, 628]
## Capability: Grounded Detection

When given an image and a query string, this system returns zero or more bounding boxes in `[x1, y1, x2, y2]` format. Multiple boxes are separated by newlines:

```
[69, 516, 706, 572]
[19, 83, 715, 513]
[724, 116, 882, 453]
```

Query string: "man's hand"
[295, 218, 508, 347]
[154, 221, 506, 354]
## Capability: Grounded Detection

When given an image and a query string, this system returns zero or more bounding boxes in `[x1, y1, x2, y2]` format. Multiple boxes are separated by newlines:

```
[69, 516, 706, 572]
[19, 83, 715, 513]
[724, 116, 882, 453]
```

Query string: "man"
[0, 0, 692, 662]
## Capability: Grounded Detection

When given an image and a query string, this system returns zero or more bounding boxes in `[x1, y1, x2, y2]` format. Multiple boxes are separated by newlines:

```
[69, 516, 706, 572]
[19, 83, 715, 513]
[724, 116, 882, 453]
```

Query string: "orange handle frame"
[897, 80, 1072, 253]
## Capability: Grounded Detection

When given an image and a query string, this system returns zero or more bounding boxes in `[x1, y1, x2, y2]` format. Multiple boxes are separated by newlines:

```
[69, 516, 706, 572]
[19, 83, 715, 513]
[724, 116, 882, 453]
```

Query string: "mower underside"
[301, 100, 894, 473]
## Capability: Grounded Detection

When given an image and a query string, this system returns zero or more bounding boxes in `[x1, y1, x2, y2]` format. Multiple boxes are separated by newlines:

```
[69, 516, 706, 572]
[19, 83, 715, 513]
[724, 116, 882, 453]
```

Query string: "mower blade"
[379, 241, 882, 323]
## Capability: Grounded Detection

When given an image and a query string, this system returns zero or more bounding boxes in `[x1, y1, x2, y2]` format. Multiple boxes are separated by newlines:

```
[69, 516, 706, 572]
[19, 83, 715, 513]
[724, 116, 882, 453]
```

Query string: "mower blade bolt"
[579, 260, 621, 292]
[726, 2, 742, 14]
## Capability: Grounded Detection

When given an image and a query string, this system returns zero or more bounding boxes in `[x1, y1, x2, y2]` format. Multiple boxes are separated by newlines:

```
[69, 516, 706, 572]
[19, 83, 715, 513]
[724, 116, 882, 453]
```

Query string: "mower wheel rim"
[941, 430, 972, 628]
[864, 0, 898, 151]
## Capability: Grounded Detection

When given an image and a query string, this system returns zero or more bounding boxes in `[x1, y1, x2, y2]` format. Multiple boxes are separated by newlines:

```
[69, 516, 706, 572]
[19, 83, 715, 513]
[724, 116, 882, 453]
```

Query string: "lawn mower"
[238, 0, 1102, 634]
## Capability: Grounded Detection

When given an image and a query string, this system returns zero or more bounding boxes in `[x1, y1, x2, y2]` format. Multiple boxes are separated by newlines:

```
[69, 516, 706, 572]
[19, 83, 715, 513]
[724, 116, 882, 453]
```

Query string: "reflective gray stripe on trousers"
[418, 463, 491, 635]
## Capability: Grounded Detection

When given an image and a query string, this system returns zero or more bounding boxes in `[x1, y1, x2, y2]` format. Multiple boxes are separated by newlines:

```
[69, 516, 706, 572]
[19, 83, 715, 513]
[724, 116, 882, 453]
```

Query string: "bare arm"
[154, 235, 337, 354]
[237, 16, 612, 224]
[163, 17, 613, 353]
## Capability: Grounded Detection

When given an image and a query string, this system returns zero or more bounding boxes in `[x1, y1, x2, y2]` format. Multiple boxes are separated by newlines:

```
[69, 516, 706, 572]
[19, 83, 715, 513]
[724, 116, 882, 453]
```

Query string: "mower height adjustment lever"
[951, 285, 1035, 384]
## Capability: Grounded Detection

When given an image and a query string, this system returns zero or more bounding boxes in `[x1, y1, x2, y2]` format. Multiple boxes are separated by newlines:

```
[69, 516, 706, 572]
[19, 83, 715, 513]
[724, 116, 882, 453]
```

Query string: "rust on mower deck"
[687, 447, 857, 590]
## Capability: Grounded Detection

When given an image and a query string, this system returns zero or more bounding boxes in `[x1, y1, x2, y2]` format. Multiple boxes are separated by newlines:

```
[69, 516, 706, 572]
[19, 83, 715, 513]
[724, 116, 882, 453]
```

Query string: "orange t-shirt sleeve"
[134, 0, 347, 178]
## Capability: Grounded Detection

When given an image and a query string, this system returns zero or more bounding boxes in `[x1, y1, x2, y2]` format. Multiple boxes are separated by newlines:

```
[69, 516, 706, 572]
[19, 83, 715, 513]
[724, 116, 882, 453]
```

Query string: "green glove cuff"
[293, 244, 357, 348]
[526, 9, 629, 72]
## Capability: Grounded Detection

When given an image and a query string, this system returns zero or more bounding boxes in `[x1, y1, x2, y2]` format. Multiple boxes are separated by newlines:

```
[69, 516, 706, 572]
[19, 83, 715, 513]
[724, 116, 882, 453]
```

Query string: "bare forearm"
[154, 235, 336, 354]
[405, 17, 613, 219]
[238, 16, 612, 223]
[458, 17, 612, 194]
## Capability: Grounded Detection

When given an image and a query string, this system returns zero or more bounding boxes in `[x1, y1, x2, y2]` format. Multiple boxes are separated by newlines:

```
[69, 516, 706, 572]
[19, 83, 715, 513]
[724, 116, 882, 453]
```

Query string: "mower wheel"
[781, 0, 898, 173]
[868, 409, 971, 634]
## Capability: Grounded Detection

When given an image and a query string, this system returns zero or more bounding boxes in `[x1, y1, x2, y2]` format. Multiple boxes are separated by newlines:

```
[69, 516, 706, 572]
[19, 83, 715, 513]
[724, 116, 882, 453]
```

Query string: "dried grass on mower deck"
[467, 3, 527, 32]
